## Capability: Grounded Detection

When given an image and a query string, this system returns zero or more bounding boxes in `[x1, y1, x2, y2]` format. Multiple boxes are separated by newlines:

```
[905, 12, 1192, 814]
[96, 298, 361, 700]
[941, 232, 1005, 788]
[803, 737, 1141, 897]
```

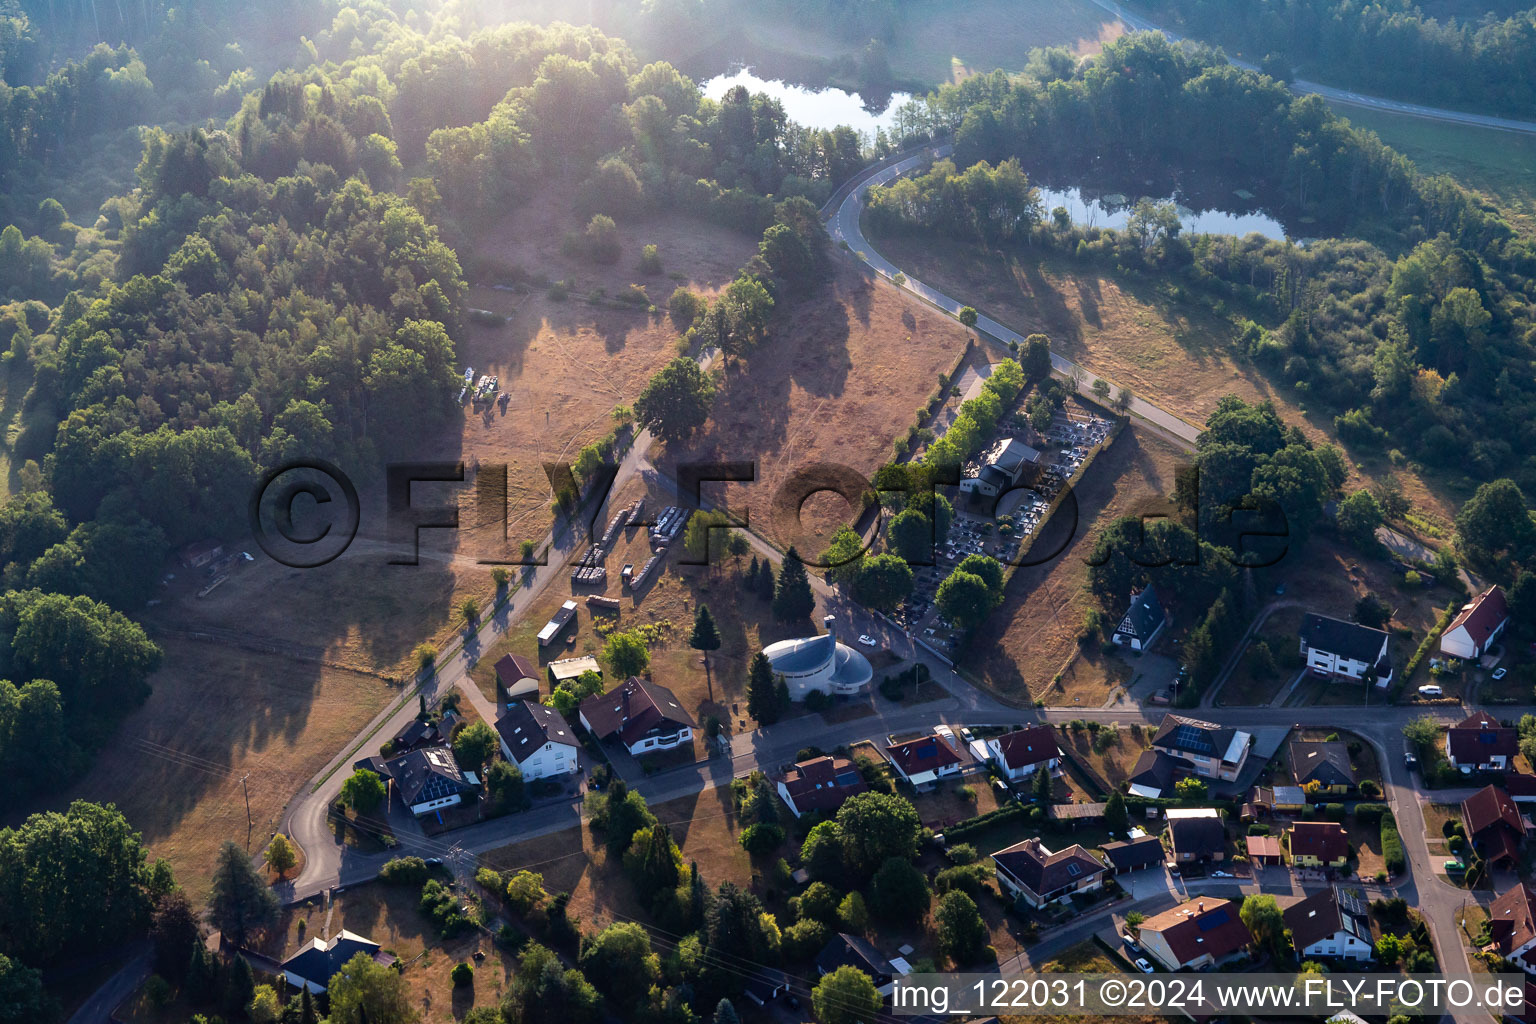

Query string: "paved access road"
[1084, 0, 1536, 136]
[826, 144, 1203, 450]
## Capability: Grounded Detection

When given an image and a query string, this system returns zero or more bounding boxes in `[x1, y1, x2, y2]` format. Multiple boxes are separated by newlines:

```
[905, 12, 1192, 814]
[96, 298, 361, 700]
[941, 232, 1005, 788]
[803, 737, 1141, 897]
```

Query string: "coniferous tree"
[746, 652, 782, 724]
[756, 560, 775, 600]
[300, 987, 317, 1024]
[772, 548, 815, 622]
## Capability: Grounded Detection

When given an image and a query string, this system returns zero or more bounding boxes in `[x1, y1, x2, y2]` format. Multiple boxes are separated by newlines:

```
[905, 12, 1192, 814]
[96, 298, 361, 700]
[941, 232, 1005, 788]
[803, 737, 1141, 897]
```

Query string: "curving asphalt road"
[827, 143, 1203, 449]
[1085, 0, 1536, 136]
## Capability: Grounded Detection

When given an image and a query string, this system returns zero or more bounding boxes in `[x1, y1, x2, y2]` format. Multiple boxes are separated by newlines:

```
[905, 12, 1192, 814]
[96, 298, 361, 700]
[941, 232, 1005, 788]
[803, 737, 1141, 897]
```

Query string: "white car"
[1134, 958, 1154, 974]
[1211, 870, 1231, 878]
[1419, 684, 1443, 698]
[1493, 667, 1508, 680]
[856, 634, 877, 647]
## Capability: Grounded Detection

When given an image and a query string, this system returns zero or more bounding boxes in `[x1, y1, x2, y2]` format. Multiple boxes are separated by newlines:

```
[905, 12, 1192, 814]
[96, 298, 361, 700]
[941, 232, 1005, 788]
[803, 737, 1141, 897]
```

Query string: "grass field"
[962, 425, 1188, 704]
[660, 255, 972, 556]
[46, 638, 394, 897]
[1338, 105, 1536, 236]
[1062, 725, 1153, 792]
[867, 229, 1463, 529]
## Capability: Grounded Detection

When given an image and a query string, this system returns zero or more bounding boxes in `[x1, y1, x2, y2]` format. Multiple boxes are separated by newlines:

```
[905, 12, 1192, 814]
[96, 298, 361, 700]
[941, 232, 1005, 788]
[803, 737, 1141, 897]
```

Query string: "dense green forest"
[0, 1, 870, 817]
[867, 34, 1536, 496]
[1136, 0, 1536, 117]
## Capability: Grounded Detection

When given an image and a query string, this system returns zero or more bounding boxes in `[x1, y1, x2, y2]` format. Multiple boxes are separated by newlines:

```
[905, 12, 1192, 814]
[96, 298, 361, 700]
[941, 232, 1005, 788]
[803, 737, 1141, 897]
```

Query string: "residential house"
[1290, 741, 1357, 793]
[991, 838, 1107, 908]
[1441, 586, 1510, 661]
[761, 616, 873, 700]
[494, 701, 579, 781]
[742, 968, 791, 1007]
[885, 732, 963, 787]
[1289, 821, 1350, 869]
[1101, 835, 1165, 875]
[1112, 586, 1166, 651]
[494, 653, 542, 701]
[1448, 711, 1518, 772]
[578, 677, 694, 756]
[391, 717, 443, 752]
[179, 539, 224, 569]
[382, 745, 477, 817]
[1463, 784, 1528, 869]
[1505, 773, 1536, 805]
[1136, 899, 1253, 972]
[1487, 883, 1536, 974]
[776, 756, 868, 818]
[281, 930, 396, 994]
[815, 933, 907, 997]
[1151, 714, 1252, 782]
[1248, 785, 1306, 816]
[1127, 748, 1187, 798]
[1166, 808, 1225, 865]
[986, 726, 1061, 782]
[1284, 888, 1374, 962]
[1299, 613, 1393, 686]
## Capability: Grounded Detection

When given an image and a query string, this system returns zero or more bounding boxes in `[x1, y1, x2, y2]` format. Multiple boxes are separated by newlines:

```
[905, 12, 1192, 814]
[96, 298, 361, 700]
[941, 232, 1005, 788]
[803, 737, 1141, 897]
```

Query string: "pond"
[1036, 185, 1288, 241]
[701, 68, 912, 138]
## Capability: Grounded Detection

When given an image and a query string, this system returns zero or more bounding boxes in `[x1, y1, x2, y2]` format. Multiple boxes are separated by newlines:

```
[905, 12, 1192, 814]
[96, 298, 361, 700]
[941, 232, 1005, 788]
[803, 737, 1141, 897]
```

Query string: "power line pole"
[241, 773, 252, 849]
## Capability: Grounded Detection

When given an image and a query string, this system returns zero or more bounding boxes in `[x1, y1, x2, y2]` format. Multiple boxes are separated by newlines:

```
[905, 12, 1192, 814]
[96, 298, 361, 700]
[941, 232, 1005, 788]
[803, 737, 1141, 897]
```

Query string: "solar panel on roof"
[1174, 724, 1214, 753]
[1197, 909, 1229, 931]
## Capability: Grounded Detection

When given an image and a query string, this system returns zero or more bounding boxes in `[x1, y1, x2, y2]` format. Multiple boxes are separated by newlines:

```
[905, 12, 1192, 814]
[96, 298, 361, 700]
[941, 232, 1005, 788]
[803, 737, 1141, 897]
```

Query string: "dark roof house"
[281, 930, 396, 993]
[1167, 814, 1225, 862]
[1138, 899, 1252, 970]
[1463, 784, 1527, 867]
[885, 732, 962, 781]
[992, 838, 1106, 901]
[816, 933, 896, 988]
[1488, 883, 1536, 966]
[1289, 741, 1357, 789]
[989, 726, 1061, 772]
[495, 701, 577, 765]
[1113, 586, 1167, 648]
[777, 756, 868, 817]
[578, 677, 694, 751]
[384, 745, 476, 812]
[1127, 748, 1188, 798]
[1448, 711, 1518, 768]
[1289, 821, 1350, 864]
[1300, 613, 1392, 680]
[495, 654, 542, 697]
[1283, 888, 1372, 956]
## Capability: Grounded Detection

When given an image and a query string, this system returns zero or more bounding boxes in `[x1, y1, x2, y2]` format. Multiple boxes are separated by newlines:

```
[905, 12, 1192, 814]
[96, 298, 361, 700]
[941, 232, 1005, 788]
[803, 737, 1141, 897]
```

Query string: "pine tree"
[714, 998, 741, 1024]
[1104, 789, 1129, 832]
[757, 560, 775, 600]
[690, 603, 722, 701]
[772, 547, 815, 622]
[746, 652, 782, 724]
[1032, 762, 1052, 804]
[222, 953, 255, 1016]
[747, 555, 759, 586]
[300, 987, 317, 1024]
[185, 943, 219, 1005]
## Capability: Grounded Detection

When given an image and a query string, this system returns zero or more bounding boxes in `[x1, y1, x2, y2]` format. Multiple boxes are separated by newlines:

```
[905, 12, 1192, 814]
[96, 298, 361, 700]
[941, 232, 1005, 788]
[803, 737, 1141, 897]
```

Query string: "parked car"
[856, 634, 877, 647]
[1121, 933, 1140, 952]
[1418, 684, 1443, 698]
[1134, 958, 1155, 974]
[1493, 667, 1508, 681]
[1404, 751, 1419, 770]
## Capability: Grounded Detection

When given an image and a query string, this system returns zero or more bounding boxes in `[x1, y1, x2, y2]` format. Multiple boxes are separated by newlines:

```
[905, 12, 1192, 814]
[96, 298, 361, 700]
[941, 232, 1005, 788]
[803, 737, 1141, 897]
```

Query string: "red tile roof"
[1447, 586, 1509, 650]
[1449, 711, 1517, 763]
[1289, 821, 1349, 863]
[495, 654, 540, 687]
[1463, 784, 1527, 839]
[1139, 899, 1252, 966]
[779, 756, 868, 814]
[992, 726, 1061, 770]
[885, 733, 961, 777]
[578, 677, 693, 747]
[1489, 883, 1536, 957]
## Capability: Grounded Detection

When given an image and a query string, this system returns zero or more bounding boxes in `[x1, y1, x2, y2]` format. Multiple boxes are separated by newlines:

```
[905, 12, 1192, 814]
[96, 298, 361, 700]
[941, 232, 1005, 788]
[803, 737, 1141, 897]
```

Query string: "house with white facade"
[1442, 586, 1510, 661]
[1112, 586, 1166, 651]
[1150, 714, 1251, 782]
[776, 756, 868, 818]
[1299, 613, 1393, 686]
[985, 726, 1060, 781]
[1448, 710, 1518, 772]
[991, 838, 1106, 908]
[281, 931, 396, 994]
[761, 616, 873, 701]
[885, 731, 962, 787]
[380, 746, 477, 816]
[495, 700, 579, 781]
[1489, 883, 1536, 974]
[578, 677, 694, 756]
[1136, 899, 1252, 972]
[1285, 888, 1374, 962]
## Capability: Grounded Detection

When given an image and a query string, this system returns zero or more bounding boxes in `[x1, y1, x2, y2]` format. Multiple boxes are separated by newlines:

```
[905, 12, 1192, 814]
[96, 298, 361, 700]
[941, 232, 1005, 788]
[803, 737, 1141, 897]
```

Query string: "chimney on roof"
[823, 614, 835, 638]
